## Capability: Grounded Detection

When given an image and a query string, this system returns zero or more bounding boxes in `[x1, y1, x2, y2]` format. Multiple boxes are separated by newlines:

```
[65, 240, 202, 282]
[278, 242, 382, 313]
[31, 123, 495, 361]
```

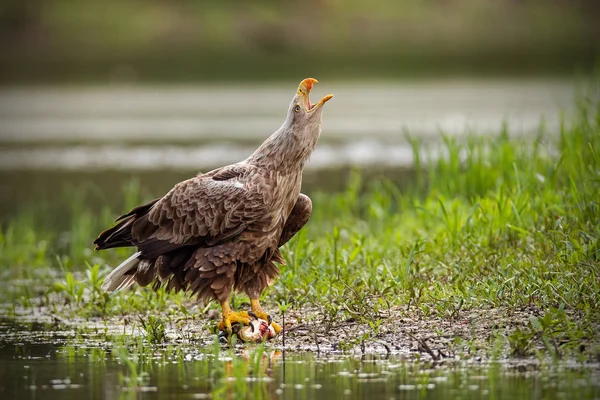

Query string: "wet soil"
[3, 296, 597, 365]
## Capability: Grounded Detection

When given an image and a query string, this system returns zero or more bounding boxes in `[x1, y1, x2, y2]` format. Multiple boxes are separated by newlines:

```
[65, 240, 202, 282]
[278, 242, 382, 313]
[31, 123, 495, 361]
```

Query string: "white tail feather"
[101, 251, 142, 292]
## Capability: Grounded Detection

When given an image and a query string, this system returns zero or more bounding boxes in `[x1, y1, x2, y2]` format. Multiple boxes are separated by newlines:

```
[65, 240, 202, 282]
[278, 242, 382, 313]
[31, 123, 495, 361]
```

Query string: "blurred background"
[0, 0, 598, 220]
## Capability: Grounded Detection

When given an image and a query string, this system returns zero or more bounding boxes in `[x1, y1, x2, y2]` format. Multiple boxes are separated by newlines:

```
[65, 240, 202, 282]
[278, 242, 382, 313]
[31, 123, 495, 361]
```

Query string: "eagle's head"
[248, 78, 332, 168]
[285, 78, 333, 131]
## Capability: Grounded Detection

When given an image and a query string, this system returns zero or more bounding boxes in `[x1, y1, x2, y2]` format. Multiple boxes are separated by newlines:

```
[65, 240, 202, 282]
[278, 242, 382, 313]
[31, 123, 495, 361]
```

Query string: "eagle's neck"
[247, 125, 320, 173]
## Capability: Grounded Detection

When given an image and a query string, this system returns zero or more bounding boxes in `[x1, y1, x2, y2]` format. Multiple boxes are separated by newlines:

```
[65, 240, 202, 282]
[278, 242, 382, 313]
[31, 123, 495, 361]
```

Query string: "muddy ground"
[4, 296, 598, 368]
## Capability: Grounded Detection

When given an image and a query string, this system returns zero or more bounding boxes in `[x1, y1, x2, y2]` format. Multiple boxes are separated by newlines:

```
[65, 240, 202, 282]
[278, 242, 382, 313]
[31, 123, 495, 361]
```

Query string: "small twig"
[450, 298, 464, 320]
[282, 323, 308, 334]
[406, 332, 440, 361]
[537, 332, 562, 360]
[338, 278, 361, 300]
[173, 315, 195, 324]
[377, 340, 392, 355]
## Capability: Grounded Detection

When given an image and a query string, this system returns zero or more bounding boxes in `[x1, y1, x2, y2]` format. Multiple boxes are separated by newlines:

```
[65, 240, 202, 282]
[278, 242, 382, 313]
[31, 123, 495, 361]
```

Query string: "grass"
[1, 93, 599, 361]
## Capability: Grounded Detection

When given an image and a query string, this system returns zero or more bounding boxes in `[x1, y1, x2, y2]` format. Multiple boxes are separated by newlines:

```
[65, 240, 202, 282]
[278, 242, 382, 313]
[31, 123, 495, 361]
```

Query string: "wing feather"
[131, 164, 270, 255]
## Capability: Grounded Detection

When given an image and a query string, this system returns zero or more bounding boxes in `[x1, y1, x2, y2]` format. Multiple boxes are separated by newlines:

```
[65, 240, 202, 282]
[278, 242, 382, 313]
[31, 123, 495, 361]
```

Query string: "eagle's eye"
[294, 105, 301, 113]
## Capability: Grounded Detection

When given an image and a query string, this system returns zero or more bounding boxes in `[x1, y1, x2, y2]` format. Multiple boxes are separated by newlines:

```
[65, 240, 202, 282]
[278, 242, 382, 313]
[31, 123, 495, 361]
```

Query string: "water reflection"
[0, 80, 576, 172]
[0, 80, 575, 143]
[0, 141, 417, 171]
[1, 331, 598, 400]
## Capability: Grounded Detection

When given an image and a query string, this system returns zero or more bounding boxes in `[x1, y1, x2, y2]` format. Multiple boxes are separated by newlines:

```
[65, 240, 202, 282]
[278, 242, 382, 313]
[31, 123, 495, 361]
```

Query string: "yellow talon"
[250, 299, 282, 334]
[270, 321, 282, 334]
[217, 301, 251, 332]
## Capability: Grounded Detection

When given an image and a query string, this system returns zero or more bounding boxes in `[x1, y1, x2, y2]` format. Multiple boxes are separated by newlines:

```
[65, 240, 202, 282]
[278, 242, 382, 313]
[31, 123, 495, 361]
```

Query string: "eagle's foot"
[251, 299, 282, 335]
[269, 320, 282, 335]
[217, 308, 251, 332]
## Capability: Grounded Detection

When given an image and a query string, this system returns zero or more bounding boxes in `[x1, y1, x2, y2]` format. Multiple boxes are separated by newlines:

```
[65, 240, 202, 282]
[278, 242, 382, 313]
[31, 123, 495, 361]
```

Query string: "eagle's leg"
[250, 298, 282, 334]
[217, 300, 251, 332]
[237, 193, 312, 336]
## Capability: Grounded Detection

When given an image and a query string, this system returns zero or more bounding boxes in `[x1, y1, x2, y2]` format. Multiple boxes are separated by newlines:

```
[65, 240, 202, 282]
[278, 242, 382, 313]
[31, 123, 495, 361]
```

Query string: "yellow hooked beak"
[297, 78, 333, 112]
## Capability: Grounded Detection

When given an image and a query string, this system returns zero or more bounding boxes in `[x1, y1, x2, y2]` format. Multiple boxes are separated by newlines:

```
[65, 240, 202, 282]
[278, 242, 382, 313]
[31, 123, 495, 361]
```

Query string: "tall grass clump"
[277, 96, 600, 340]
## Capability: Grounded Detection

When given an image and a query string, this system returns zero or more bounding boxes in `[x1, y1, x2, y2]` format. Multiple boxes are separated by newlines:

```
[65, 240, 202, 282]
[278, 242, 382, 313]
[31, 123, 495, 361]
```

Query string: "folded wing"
[94, 164, 270, 259]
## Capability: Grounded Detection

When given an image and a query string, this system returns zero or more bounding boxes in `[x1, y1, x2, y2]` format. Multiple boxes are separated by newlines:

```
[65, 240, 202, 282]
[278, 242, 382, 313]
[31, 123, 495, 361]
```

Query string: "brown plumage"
[94, 78, 332, 335]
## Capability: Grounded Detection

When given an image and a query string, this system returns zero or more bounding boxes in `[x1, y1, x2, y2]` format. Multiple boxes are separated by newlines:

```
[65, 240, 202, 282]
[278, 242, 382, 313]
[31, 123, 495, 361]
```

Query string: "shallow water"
[0, 79, 579, 221]
[1, 322, 599, 400]
[0, 79, 577, 171]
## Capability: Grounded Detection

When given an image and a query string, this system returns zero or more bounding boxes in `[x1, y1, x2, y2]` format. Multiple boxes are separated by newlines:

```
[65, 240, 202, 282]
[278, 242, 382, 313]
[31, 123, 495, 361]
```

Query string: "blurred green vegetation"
[1, 0, 599, 83]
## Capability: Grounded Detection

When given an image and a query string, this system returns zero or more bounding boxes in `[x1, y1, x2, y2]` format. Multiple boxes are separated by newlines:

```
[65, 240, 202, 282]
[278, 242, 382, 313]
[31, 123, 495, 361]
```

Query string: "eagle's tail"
[101, 251, 142, 292]
[94, 198, 159, 251]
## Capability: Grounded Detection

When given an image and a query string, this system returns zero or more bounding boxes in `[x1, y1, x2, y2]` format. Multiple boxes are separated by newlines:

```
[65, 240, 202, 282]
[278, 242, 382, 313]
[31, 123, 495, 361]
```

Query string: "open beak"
[297, 78, 333, 112]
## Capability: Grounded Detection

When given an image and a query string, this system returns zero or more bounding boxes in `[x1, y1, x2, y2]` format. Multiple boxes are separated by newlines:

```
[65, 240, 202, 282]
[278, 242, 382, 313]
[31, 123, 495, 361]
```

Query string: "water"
[0, 79, 578, 220]
[2, 325, 599, 400]
[0, 79, 577, 171]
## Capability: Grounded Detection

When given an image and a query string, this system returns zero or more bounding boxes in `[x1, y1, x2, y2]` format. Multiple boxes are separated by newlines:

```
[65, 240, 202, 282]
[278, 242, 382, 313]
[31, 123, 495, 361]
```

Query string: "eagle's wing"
[96, 163, 270, 259]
